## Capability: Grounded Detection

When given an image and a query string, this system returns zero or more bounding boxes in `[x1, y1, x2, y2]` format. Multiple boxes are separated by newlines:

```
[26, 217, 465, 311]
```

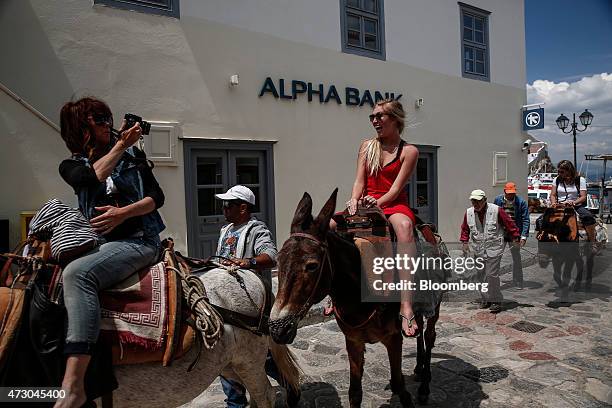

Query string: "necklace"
[382, 143, 399, 153]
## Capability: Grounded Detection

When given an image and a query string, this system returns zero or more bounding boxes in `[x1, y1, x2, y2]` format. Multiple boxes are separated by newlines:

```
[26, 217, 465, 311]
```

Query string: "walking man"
[494, 182, 529, 289]
[461, 189, 519, 313]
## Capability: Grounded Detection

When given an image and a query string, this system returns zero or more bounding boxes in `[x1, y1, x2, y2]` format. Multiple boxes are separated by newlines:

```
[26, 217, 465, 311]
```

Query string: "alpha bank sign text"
[259, 77, 402, 107]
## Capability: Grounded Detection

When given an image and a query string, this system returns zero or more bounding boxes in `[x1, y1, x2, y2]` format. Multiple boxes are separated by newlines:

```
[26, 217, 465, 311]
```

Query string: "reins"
[286, 232, 333, 319]
[286, 232, 381, 330]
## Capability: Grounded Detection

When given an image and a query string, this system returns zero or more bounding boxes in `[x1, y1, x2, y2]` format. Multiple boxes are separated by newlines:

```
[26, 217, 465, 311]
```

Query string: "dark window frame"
[183, 139, 276, 258]
[94, 0, 180, 18]
[340, 0, 386, 60]
[406, 145, 439, 226]
[459, 2, 490, 82]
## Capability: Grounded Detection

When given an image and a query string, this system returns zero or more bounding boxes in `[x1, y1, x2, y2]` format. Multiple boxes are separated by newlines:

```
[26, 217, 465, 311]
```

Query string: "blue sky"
[525, 0, 612, 179]
[526, 0, 612, 84]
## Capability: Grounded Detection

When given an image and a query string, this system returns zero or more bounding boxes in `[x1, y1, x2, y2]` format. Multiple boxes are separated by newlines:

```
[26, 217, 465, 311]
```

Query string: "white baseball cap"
[215, 185, 256, 205]
[469, 189, 486, 200]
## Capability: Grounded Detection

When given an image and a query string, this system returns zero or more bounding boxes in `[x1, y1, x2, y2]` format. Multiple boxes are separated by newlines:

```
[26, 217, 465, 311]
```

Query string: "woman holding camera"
[55, 97, 165, 408]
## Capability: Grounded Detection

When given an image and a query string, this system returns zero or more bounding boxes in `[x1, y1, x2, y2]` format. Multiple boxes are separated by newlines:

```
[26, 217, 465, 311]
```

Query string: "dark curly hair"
[60, 97, 112, 160]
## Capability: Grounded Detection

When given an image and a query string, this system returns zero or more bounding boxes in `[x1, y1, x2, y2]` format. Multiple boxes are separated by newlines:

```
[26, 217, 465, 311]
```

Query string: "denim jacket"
[493, 194, 529, 238]
[69, 148, 165, 240]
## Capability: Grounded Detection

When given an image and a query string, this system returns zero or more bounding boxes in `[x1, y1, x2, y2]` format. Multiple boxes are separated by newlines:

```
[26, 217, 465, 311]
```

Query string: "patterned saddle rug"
[0, 245, 194, 370]
[99, 262, 168, 351]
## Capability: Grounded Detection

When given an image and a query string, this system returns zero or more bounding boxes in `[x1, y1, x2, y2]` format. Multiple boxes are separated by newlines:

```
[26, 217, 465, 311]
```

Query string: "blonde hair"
[363, 99, 406, 176]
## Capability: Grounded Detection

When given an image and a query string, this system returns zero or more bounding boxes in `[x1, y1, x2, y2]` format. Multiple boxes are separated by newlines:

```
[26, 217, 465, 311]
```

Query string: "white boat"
[528, 172, 556, 206]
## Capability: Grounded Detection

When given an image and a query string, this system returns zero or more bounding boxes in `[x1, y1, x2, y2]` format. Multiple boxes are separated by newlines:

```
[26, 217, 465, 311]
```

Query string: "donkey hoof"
[414, 367, 423, 381]
[418, 383, 430, 404]
[399, 390, 414, 407]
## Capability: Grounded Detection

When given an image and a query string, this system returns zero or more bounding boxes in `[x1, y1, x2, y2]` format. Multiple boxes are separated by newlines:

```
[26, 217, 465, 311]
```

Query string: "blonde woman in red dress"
[346, 99, 420, 337]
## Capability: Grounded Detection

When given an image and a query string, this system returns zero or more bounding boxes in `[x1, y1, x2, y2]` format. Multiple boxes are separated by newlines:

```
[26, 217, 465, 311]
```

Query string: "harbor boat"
[528, 172, 556, 207]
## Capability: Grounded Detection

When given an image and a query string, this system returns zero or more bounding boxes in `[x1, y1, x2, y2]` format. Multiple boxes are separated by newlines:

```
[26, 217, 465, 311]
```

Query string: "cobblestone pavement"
[192, 238, 610, 408]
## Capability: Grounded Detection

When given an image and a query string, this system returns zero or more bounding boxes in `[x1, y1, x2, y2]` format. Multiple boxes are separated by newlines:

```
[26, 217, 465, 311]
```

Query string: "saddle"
[536, 207, 579, 242]
[102, 253, 193, 367]
[174, 252, 274, 336]
[0, 241, 196, 369]
[332, 206, 448, 312]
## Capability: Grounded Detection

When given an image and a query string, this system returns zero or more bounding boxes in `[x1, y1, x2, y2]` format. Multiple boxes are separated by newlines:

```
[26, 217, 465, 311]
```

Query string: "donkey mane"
[326, 231, 361, 279]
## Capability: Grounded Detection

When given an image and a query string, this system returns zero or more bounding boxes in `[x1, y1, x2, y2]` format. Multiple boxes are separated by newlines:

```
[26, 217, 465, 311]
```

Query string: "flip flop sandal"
[399, 313, 421, 338]
[323, 299, 335, 317]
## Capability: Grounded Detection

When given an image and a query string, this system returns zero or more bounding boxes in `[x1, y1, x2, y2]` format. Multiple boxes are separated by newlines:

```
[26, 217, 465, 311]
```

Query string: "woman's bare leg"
[388, 213, 419, 337]
[54, 355, 90, 408]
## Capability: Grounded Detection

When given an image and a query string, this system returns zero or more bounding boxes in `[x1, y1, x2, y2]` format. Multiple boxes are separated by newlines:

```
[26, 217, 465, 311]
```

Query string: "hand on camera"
[119, 122, 142, 148]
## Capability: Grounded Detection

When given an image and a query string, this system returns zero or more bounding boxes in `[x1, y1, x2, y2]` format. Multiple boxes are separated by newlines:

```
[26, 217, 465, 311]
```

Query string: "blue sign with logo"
[522, 108, 544, 131]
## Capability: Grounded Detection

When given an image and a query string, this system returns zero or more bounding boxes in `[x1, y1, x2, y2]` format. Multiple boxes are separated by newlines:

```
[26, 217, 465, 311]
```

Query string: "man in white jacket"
[460, 189, 519, 313]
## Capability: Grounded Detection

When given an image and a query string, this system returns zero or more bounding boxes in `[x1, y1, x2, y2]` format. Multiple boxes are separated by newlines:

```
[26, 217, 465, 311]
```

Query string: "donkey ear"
[291, 192, 314, 232]
[314, 188, 338, 234]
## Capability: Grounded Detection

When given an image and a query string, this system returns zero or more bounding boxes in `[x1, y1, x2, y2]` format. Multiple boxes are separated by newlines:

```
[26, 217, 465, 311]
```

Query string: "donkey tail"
[269, 339, 302, 394]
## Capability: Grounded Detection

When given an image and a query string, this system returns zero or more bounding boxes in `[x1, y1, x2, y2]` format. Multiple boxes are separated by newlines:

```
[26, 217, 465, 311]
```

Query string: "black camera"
[124, 113, 151, 135]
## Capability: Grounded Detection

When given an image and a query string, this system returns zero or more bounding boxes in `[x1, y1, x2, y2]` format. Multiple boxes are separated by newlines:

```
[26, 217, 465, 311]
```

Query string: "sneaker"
[489, 303, 502, 313]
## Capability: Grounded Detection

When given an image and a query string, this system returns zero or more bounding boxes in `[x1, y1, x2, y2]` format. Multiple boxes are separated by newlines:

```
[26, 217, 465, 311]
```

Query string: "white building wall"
[0, 0, 527, 251]
[186, 0, 526, 89]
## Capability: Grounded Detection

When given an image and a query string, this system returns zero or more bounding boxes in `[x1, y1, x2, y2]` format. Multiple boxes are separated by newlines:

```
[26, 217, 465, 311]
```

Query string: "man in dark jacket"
[494, 182, 530, 289]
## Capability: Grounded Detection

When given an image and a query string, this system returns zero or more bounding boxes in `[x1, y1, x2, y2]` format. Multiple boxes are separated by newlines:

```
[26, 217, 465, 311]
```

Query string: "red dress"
[364, 140, 416, 223]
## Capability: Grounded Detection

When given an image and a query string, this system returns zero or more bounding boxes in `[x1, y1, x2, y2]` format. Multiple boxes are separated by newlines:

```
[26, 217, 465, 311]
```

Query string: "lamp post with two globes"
[555, 110, 594, 167]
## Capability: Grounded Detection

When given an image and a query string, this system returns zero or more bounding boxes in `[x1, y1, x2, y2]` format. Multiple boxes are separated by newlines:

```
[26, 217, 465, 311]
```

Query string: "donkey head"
[269, 189, 337, 344]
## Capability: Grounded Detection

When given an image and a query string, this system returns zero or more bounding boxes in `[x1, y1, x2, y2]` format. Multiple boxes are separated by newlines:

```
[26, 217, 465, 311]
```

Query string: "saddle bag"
[29, 279, 66, 384]
[29, 199, 101, 265]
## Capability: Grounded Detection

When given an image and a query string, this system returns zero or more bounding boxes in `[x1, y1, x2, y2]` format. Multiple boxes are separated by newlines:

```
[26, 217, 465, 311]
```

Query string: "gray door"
[185, 141, 275, 258]
[406, 149, 437, 225]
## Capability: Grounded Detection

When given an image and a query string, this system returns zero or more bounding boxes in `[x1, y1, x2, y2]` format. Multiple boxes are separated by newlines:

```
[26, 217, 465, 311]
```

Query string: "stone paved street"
[192, 238, 611, 407]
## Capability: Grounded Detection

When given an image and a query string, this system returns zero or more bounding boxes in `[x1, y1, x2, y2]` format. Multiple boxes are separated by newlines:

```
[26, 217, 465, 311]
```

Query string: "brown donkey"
[270, 189, 430, 407]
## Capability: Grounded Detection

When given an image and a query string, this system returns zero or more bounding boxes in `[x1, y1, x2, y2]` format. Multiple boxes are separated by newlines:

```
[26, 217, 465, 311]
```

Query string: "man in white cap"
[460, 189, 519, 313]
[214, 185, 276, 271]
[213, 185, 300, 407]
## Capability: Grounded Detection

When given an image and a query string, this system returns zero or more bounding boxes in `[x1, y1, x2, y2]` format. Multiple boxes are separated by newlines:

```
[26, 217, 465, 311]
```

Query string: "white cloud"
[527, 73, 612, 179]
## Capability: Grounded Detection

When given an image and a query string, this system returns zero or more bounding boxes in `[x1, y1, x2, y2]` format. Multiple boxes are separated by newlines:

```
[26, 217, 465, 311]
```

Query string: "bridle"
[282, 232, 382, 331]
[283, 232, 334, 319]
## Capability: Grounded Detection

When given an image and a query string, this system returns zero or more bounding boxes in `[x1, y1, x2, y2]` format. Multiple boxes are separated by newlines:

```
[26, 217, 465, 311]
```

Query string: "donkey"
[1, 259, 300, 408]
[269, 190, 443, 407]
[110, 266, 301, 407]
[537, 206, 592, 289]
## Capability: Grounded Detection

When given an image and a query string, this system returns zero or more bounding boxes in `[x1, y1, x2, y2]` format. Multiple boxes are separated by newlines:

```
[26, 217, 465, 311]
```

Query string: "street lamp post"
[555, 109, 594, 167]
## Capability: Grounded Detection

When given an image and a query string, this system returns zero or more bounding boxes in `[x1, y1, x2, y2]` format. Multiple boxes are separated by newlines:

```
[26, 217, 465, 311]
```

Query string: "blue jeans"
[220, 352, 283, 407]
[62, 236, 160, 355]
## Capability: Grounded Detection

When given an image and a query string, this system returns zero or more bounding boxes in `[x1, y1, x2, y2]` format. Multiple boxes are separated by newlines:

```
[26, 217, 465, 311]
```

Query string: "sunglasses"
[368, 112, 386, 122]
[92, 114, 113, 127]
[222, 200, 241, 209]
